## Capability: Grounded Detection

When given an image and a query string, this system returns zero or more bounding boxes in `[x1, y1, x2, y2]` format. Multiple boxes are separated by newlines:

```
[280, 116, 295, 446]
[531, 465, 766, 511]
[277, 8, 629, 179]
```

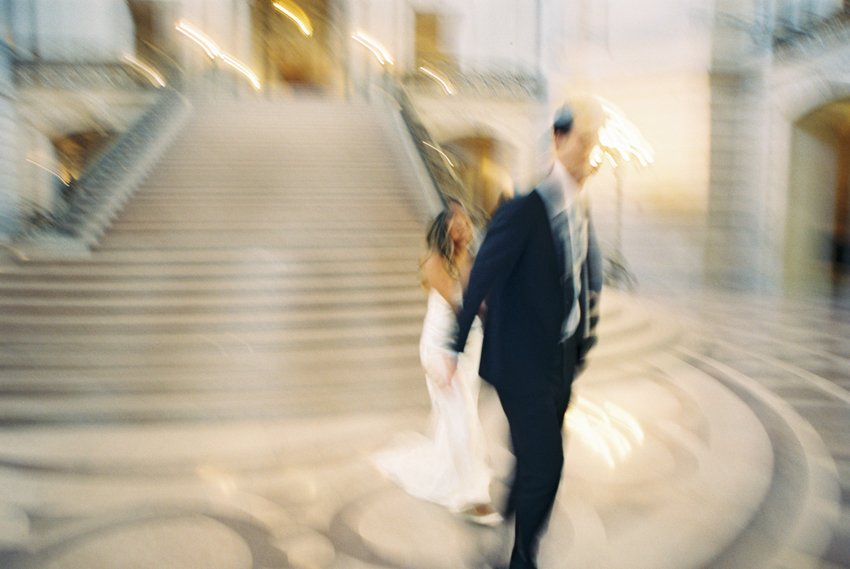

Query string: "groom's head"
[553, 95, 605, 185]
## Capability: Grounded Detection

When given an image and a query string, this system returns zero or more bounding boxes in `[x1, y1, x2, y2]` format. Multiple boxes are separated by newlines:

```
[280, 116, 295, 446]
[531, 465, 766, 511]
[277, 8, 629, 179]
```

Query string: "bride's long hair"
[420, 202, 465, 284]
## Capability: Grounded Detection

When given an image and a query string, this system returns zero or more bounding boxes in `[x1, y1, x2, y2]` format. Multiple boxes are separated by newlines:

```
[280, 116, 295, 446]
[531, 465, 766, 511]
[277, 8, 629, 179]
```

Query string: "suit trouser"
[498, 335, 579, 569]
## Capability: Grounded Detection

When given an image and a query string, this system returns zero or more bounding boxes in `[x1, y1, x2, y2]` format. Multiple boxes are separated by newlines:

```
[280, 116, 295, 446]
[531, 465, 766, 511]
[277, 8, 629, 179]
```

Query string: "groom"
[446, 96, 604, 569]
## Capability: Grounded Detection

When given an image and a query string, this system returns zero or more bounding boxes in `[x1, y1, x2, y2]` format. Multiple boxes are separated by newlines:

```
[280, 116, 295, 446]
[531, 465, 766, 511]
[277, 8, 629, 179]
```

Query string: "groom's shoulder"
[487, 192, 545, 234]
[495, 189, 545, 217]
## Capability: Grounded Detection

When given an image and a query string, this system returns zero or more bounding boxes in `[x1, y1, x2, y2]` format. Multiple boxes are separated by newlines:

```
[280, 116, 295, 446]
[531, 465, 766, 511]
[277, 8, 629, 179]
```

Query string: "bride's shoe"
[459, 504, 503, 527]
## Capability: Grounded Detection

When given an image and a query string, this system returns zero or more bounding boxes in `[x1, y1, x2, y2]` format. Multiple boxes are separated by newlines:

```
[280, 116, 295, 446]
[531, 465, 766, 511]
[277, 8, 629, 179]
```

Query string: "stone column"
[706, 0, 776, 289]
[0, 41, 19, 240]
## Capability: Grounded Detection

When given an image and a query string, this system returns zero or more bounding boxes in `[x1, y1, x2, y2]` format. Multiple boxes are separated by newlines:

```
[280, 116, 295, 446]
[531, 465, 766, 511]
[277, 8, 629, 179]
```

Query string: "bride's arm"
[422, 253, 460, 313]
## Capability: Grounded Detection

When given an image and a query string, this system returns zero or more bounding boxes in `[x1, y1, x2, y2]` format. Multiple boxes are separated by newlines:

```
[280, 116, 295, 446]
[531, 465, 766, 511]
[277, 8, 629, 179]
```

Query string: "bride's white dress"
[373, 287, 492, 511]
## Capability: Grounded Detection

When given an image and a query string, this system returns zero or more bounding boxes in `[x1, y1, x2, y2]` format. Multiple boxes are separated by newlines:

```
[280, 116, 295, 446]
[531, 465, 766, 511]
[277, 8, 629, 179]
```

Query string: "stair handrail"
[380, 75, 489, 226]
[774, 9, 850, 59]
[15, 85, 191, 242]
[402, 58, 546, 101]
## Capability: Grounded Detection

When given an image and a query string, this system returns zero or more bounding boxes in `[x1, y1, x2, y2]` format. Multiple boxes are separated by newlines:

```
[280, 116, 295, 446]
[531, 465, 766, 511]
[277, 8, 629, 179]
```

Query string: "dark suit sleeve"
[452, 196, 536, 353]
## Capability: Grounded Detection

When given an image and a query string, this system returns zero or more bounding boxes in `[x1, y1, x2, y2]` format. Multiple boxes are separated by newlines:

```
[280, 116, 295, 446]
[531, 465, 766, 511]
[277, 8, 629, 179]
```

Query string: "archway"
[249, 0, 345, 95]
[785, 99, 850, 292]
[442, 134, 516, 221]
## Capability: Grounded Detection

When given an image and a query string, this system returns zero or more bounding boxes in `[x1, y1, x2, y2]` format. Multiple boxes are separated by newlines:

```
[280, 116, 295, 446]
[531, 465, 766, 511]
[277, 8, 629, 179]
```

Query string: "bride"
[373, 200, 501, 526]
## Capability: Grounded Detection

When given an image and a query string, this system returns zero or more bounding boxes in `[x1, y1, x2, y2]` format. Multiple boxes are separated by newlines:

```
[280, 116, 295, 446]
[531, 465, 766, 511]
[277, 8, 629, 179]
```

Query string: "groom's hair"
[553, 105, 574, 135]
[555, 95, 606, 139]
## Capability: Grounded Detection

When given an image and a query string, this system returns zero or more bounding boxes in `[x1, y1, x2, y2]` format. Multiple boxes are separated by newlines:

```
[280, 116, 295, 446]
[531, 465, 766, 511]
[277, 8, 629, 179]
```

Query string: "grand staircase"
[0, 98, 434, 422]
[0, 97, 846, 569]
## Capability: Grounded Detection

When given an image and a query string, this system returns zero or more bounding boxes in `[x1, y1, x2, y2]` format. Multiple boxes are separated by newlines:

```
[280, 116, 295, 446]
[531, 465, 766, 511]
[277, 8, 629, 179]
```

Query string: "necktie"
[563, 198, 587, 340]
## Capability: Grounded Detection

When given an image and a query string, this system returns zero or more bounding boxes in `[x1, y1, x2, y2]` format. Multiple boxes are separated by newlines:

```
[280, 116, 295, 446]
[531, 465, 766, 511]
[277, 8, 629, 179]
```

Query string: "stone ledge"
[1, 235, 92, 262]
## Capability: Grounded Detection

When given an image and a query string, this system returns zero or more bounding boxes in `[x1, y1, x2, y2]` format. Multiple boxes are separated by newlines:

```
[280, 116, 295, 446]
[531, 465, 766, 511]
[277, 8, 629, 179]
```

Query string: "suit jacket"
[452, 186, 602, 395]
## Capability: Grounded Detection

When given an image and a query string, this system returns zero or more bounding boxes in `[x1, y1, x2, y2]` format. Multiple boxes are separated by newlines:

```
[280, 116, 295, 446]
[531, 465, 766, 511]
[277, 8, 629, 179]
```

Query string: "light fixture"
[122, 54, 166, 87]
[175, 20, 261, 91]
[272, 1, 313, 37]
[418, 66, 456, 95]
[352, 31, 394, 66]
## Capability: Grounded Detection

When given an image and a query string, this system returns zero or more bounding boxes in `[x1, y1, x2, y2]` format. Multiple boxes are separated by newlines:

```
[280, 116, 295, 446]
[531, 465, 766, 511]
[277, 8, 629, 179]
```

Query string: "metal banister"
[380, 76, 489, 227]
[15, 85, 191, 245]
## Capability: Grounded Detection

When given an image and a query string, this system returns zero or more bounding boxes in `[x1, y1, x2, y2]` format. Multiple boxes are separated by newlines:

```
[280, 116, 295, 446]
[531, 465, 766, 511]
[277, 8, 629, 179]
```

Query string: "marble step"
[126, 187, 410, 196]
[0, 341, 420, 369]
[4, 245, 424, 264]
[95, 232, 423, 249]
[0, 319, 422, 348]
[0, 256, 417, 277]
[0, 360, 426, 392]
[0, 274, 421, 296]
[0, 304, 425, 333]
[1, 264, 420, 280]
[111, 208, 420, 224]
[117, 195, 416, 206]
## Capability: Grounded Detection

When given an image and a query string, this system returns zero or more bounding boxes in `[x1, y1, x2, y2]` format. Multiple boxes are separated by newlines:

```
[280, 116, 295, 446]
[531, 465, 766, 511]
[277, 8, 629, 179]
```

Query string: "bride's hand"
[440, 352, 459, 389]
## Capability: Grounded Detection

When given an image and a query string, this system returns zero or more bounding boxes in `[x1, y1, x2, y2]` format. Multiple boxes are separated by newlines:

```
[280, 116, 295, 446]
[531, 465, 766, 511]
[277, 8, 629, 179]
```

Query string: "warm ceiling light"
[352, 31, 394, 66]
[175, 20, 220, 59]
[176, 20, 261, 90]
[272, 1, 313, 37]
[418, 66, 456, 95]
[122, 54, 166, 87]
[595, 98, 655, 168]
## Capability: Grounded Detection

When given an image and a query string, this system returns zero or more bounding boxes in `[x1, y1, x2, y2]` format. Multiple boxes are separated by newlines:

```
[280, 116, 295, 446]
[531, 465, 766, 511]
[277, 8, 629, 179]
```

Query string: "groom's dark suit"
[452, 176, 602, 568]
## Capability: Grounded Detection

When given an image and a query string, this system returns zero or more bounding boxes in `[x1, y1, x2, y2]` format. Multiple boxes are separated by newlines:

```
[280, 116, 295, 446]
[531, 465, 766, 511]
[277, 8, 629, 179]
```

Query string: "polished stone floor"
[0, 288, 846, 569]
[0, 98, 848, 568]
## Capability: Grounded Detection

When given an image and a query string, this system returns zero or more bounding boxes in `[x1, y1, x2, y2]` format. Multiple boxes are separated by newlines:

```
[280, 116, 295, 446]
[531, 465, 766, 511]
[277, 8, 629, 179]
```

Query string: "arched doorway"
[785, 99, 850, 292]
[249, 0, 345, 95]
[442, 134, 515, 221]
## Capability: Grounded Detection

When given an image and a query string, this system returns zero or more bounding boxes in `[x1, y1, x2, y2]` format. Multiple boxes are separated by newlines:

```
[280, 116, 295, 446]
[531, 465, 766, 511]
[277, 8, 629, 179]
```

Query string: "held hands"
[439, 351, 459, 390]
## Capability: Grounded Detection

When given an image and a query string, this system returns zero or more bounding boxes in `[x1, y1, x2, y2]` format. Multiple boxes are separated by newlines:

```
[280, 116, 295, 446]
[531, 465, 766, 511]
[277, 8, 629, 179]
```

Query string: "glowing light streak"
[176, 20, 220, 59]
[220, 52, 261, 91]
[422, 141, 455, 168]
[122, 54, 166, 87]
[26, 158, 69, 186]
[352, 31, 394, 66]
[175, 20, 261, 91]
[272, 1, 313, 36]
[589, 145, 604, 169]
[418, 66, 456, 95]
[593, 98, 655, 168]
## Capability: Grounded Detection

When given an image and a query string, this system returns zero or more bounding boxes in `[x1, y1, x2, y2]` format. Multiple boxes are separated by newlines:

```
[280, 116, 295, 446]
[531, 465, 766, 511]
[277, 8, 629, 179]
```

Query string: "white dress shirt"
[539, 161, 588, 340]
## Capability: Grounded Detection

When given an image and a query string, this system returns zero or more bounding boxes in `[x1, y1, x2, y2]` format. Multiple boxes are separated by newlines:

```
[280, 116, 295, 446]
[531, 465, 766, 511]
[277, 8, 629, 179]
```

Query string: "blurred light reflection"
[566, 396, 645, 468]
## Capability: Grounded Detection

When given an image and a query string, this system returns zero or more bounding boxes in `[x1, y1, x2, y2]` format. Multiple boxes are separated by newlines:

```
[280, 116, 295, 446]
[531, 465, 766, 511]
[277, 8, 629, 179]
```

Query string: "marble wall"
[0, 41, 18, 238]
[10, 0, 134, 61]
